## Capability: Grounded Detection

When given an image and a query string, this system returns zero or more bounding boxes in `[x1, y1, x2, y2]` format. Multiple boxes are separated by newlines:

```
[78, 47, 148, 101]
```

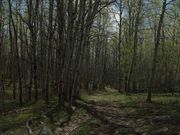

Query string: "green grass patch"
[81, 88, 145, 106]
[0, 113, 35, 127]
[81, 88, 180, 107]
[0, 112, 36, 134]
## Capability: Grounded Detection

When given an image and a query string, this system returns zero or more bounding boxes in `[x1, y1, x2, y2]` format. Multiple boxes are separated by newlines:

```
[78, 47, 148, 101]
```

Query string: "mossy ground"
[0, 97, 69, 135]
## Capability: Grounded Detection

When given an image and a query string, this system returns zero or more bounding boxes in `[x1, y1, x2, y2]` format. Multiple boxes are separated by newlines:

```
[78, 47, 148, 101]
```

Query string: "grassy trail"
[78, 88, 180, 135]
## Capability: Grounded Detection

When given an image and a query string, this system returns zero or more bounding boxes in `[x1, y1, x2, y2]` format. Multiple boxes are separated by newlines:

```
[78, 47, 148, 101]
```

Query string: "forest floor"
[79, 88, 180, 135]
[0, 88, 180, 135]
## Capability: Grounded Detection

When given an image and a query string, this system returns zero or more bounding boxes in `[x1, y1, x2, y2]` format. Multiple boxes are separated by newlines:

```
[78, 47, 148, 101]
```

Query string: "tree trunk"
[147, 0, 167, 102]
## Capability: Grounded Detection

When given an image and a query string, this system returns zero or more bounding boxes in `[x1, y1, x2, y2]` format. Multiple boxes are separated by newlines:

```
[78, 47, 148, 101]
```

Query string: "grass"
[0, 101, 43, 131]
[0, 112, 35, 127]
[1, 106, 70, 135]
[0, 111, 36, 134]
[81, 87, 180, 106]
[81, 88, 144, 106]
[2, 127, 27, 135]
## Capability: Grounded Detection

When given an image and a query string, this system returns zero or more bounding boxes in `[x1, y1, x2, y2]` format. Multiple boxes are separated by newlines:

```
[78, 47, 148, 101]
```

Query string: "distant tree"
[147, 0, 167, 102]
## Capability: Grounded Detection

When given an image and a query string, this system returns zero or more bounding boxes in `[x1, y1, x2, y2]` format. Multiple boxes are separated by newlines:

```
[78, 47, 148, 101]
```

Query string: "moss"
[116, 128, 131, 134]
[75, 120, 92, 135]
[3, 127, 26, 135]
[0, 113, 35, 127]
[72, 108, 87, 118]
[47, 109, 69, 123]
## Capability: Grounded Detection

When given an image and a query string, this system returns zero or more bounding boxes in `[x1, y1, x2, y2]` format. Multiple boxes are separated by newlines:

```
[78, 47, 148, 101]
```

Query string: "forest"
[0, 0, 180, 134]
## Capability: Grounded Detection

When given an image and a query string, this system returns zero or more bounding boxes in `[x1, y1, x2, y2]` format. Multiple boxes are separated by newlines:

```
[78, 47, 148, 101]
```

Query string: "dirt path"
[76, 100, 144, 135]
[73, 89, 180, 135]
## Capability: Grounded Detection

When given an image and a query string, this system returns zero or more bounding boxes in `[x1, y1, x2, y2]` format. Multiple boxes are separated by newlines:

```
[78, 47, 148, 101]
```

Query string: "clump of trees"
[110, 0, 180, 102]
[0, 0, 116, 106]
[0, 0, 179, 108]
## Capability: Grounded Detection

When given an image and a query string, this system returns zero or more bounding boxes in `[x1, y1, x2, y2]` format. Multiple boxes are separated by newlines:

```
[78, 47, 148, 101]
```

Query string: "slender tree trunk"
[0, 0, 2, 65]
[8, 0, 23, 105]
[57, 0, 65, 104]
[127, 0, 142, 92]
[147, 0, 167, 102]
[45, 0, 54, 104]
[117, 0, 123, 92]
[8, 3, 16, 100]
